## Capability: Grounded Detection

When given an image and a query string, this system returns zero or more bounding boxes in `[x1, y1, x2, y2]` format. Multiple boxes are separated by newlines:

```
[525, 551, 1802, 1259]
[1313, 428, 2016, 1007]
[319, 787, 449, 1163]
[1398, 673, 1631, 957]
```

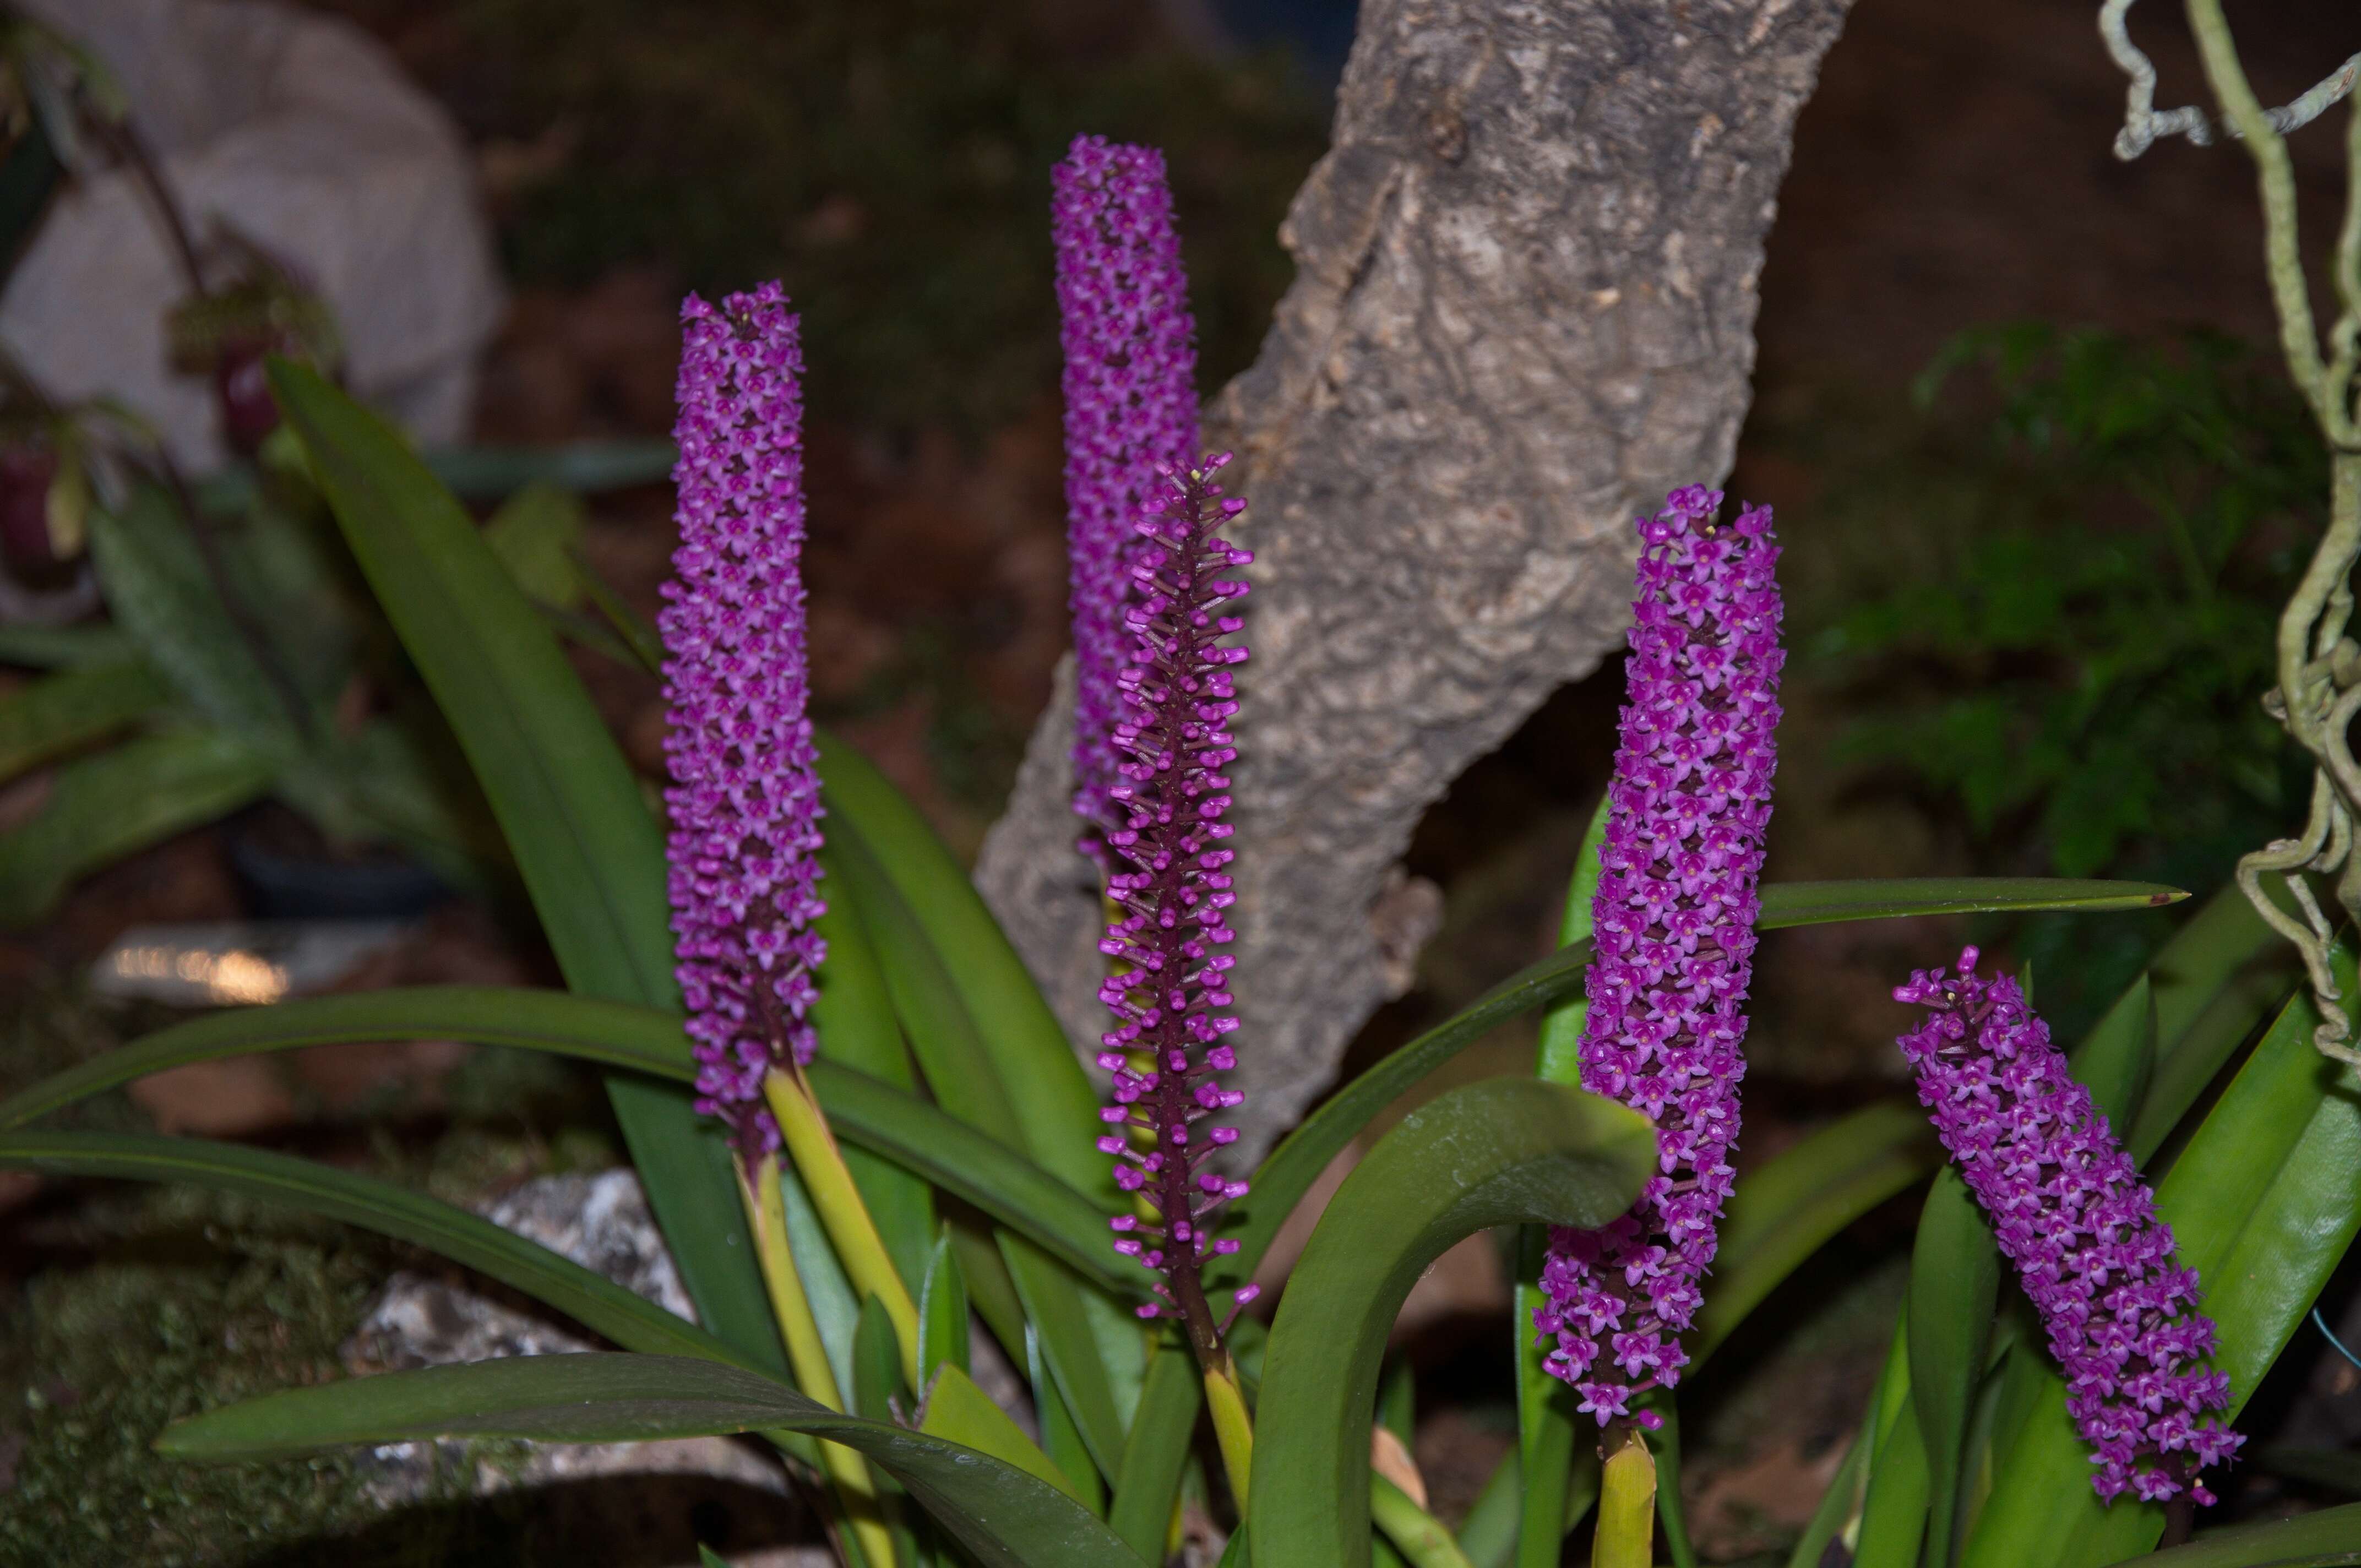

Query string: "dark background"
[6, 1, 2361, 1560]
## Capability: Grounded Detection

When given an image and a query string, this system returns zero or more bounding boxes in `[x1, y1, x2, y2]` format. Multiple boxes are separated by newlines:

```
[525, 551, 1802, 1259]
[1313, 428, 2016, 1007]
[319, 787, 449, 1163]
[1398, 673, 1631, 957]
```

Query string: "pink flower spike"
[1893, 949, 2243, 1506]
[661, 282, 826, 1160]
[1536, 487, 1783, 1419]
[1052, 136, 1199, 850]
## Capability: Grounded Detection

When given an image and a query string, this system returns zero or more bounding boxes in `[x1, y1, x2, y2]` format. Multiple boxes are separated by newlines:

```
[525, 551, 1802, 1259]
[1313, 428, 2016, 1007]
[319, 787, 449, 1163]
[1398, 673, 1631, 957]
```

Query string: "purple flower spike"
[661, 281, 828, 1159]
[1534, 486, 1784, 1425]
[1094, 454, 1252, 1357]
[1052, 135, 1199, 848]
[1895, 948, 2243, 1506]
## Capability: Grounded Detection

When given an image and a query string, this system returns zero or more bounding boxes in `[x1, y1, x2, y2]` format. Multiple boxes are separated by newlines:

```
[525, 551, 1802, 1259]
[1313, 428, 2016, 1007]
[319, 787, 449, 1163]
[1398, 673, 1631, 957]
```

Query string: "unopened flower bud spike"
[1090, 453, 1257, 1498]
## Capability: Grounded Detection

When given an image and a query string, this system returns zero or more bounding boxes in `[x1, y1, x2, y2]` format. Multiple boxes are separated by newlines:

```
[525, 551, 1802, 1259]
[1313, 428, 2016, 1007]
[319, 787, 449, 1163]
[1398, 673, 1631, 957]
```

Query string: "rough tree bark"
[976, 0, 1855, 1162]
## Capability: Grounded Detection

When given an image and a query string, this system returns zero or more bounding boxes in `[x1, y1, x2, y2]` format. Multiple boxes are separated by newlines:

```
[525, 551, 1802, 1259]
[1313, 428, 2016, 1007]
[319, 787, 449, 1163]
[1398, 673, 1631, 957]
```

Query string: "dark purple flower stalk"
[661, 281, 827, 1159]
[1534, 486, 1784, 1426]
[1052, 135, 1199, 850]
[1895, 949, 2243, 1505]
[1093, 454, 1256, 1360]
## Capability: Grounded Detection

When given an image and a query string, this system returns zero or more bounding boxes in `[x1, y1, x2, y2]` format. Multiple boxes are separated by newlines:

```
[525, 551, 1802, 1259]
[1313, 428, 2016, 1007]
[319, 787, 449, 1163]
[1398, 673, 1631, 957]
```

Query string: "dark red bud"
[0, 444, 61, 574]
[215, 338, 280, 456]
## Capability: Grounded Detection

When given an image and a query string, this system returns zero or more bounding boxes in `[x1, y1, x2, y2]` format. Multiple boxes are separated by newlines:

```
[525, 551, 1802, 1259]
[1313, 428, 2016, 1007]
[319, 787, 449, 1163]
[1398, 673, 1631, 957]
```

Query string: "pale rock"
[2, 0, 503, 470]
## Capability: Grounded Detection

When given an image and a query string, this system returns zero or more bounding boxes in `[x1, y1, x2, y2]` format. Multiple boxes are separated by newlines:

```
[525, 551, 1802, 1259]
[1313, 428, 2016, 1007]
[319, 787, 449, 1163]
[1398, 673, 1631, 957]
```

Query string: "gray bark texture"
[976, 0, 1854, 1162]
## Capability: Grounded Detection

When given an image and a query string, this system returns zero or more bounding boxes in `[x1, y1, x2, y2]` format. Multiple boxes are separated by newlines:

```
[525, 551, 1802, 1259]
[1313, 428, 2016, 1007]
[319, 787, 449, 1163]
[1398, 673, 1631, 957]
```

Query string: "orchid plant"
[1, 62, 2358, 1568]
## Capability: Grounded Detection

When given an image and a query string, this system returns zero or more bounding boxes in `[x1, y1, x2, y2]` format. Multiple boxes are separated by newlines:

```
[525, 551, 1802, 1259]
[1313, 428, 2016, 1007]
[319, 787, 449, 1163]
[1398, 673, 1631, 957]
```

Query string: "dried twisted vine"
[2101, 0, 2360, 160]
[2107, 2, 2361, 1062]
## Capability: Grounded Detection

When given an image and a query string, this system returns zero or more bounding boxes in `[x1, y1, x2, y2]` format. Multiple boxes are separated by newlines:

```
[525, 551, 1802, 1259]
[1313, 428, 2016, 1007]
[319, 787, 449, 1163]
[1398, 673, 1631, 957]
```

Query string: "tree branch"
[978, 0, 1856, 1159]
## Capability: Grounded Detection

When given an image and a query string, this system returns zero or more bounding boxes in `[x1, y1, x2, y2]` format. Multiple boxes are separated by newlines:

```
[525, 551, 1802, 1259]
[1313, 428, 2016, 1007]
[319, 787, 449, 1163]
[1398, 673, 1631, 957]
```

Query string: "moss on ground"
[0, 1188, 388, 1566]
[0, 970, 631, 1564]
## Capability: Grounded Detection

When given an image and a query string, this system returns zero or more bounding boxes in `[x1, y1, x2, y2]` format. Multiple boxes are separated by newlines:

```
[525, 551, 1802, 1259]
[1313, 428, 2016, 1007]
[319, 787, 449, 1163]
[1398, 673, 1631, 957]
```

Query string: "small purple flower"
[661, 282, 827, 1159]
[1895, 948, 2243, 1505]
[1052, 135, 1199, 848]
[1535, 486, 1783, 1425]
[1094, 454, 1255, 1350]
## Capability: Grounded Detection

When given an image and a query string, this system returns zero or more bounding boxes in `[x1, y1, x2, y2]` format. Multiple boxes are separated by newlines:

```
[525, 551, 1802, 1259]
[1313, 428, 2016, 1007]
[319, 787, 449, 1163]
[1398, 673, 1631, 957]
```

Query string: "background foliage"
[1807, 323, 2322, 1031]
[384, 0, 1330, 434]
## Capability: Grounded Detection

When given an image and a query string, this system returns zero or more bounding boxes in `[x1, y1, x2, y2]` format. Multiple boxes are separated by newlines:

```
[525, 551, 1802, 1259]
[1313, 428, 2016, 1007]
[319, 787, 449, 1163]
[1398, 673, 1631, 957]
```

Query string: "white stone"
[1, 0, 503, 470]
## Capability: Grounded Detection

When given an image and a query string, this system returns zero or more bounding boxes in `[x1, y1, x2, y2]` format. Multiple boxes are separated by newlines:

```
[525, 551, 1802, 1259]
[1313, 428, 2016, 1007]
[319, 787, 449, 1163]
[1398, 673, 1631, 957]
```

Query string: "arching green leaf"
[0, 987, 1130, 1292]
[1250, 1079, 1655, 1568]
[161, 1353, 1147, 1568]
[268, 359, 776, 1372]
[1961, 941, 2361, 1568]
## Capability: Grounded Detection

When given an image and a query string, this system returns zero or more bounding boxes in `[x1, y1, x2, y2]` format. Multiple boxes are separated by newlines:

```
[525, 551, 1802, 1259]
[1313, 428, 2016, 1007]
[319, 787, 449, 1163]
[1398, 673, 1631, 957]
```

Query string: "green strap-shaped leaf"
[1222, 875, 2181, 1292]
[921, 1360, 1081, 1501]
[815, 729, 1112, 1205]
[949, 1219, 1033, 1365]
[919, 1228, 972, 1380]
[826, 806, 1138, 1480]
[2075, 972, 2158, 1138]
[1520, 793, 1608, 1568]
[1371, 1472, 1476, 1568]
[2125, 887, 2288, 1159]
[192, 442, 684, 516]
[2098, 1502, 2361, 1567]
[161, 1353, 1147, 1568]
[820, 751, 1149, 1439]
[87, 483, 302, 756]
[0, 621, 135, 669]
[1855, 1388, 1932, 1567]
[2250, 1446, 2361, 1498]
[1378, 1357, 1415, 1445]
[1218, 939, 1595, 1292]
[1027, 1319, 1109, 1512]
[1961, 939, 2361, 1568]
[0, 726, 272, 926]
[0, 986, 688, 1127]
[1907, 1169, 2000, 1568]
[0, 1131, 747, 1368]
[425, 440, 679, 502]
[1834, 1314, 1914, 1562]
[999, 1229, 1134, 1479]
[1754, 878, 2183, 924]
[0, 985, 1129, 1292]
[815, 843, 940, 1292]
[0, 658, 170, 782]
[1461, 1446, 1600, 1568]
[1784, 1428, 1869, 1568]
[822, 759, 1150, 1441]
[268, 360, 779, 1373]
[853, 1292, 909, 1423]
[1250, 1078, 1656, 1568]
[1454, 1445, 1520, 1568]
[1108, 1343, 1201, 1562]
[1691, 1098, 1939, 1367]
[781, 1159, 866, 1403]
[1647, 1396, 1699, 1568]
